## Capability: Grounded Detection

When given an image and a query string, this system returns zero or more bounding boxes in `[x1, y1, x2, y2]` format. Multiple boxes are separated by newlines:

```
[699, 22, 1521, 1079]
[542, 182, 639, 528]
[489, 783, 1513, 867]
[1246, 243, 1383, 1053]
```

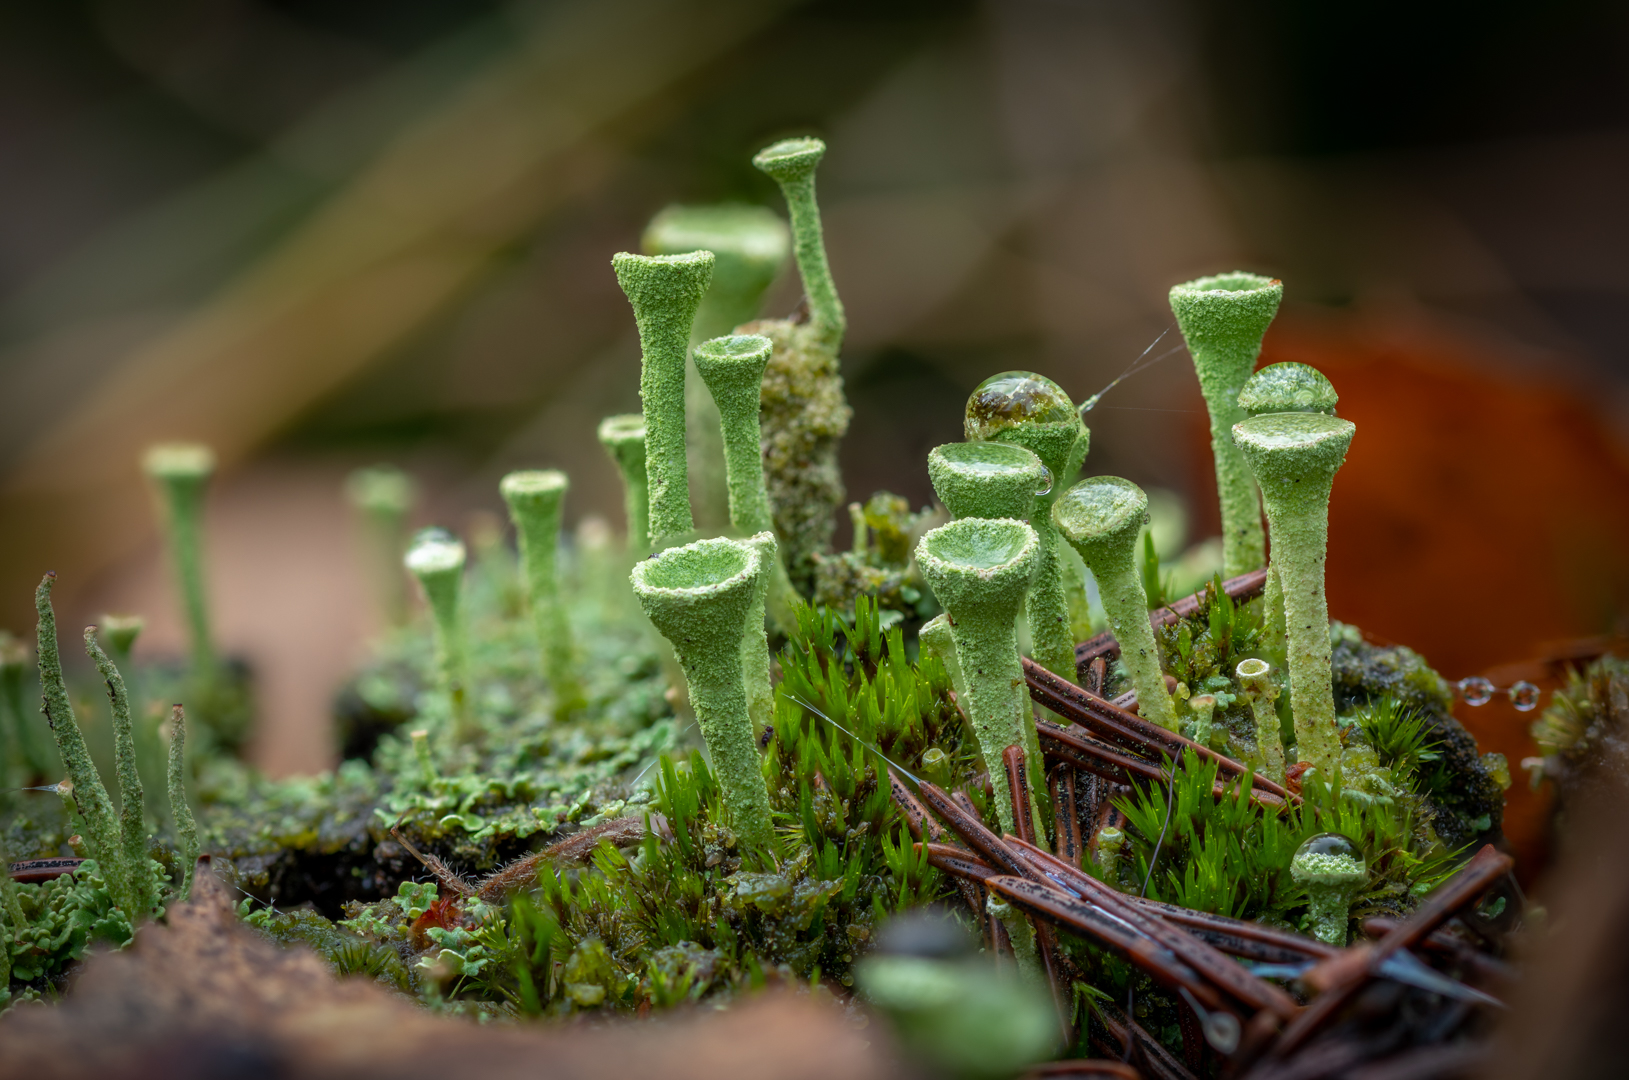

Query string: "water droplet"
[1295, 832, 1360, 862]
[1457, 677, 1495, 707]
[1509, 680, 1541, 711]
[1035, 466, 1053, 497]
[964, 371, 1076, 441]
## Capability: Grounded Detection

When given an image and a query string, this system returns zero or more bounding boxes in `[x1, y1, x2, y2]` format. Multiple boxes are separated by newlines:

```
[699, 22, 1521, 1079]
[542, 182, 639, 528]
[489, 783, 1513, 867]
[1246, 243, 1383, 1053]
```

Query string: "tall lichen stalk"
[741, 137, 852, 594]
[142, 444, 218, 677]
[501, 470, 584, 720]
[613, 250, 716, 547]
[1168, 273, 1283, 579]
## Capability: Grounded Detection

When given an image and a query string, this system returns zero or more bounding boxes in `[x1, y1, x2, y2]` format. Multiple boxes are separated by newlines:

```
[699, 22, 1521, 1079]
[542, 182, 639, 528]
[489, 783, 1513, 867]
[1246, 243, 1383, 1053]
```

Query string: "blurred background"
[1, 0, 1627, 867]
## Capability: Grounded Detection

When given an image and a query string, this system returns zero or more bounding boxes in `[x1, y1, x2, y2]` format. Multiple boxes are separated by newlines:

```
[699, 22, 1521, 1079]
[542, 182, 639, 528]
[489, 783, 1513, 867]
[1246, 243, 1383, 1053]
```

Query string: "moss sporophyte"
[914, 518, 1045, 839]
[1233, 411, 1355, 778]
[963, 372, 1088, 689]
[500, 470, 584, 720]
[1051, 478, 1179, 732]
[596, 413, 650, 553]
[612, 250, 715, 546]
[630, 537, 774, 848]
[1168, 273, 1283, 579]
[404, 528, 476, 745]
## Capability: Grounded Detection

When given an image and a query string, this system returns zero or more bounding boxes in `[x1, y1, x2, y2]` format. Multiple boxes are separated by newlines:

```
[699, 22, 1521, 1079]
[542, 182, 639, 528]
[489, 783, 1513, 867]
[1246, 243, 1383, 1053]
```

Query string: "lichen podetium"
[500, 470, 584, 721]
[643, 205, 789, 531]
[742, 137, 852, 594]
[915, 517, 1045, 839]
[1168, 273, 1283, 579]
[612, 250, 715, 547]
[142, 443, 218, 676]
[1052, 477, 1179, 731]
[964, 372, 1089, 688]
[404, 529, 478, 745]
[631, 537, 775, 848]
[1233, 411, 1355, 778]
[596, 414, 651, 554]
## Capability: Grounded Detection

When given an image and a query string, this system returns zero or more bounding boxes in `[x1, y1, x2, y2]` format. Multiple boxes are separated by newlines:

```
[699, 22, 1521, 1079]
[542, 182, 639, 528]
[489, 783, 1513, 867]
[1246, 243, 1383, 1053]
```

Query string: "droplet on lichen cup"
[1237, 362, 1338, 418]
[1290, 832, 1367, 945]
[964, 371, 1079, 442]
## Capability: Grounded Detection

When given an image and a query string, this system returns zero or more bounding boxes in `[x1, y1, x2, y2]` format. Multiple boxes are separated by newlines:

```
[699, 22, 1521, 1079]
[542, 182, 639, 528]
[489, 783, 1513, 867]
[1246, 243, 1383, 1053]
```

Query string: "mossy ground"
[3, 515, 1508, 1065]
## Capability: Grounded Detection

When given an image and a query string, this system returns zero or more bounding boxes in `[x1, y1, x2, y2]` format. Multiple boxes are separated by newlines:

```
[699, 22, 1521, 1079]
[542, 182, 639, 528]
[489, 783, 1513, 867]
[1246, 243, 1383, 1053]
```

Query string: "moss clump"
[1530, 654, 1629, 814]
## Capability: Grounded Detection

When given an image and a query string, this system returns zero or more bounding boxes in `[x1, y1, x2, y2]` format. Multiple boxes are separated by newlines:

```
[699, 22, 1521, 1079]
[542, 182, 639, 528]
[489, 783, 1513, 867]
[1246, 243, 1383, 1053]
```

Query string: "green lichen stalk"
[142, 443, 218, 675]
[500, 470, 583, 720]
[915, 518, 1044, 838]
[1237, 657, 1286, 783]
[643, 205, 789, 531]
[1052, 478, 1179, 731]
[631, 537, 774, 848]
[34, 574, 131, 913]
[740, 531, 778, 732]
[1239, 363, 1340, 663]
[744, 137, 852, 593]
[84, 627, 156, 916]
[166, 704, 199, 902]
[345, 464, 417, 626]
[1233, 411, 1355, 778]
[964, 373, 1089, 686]
[597, 414, 650, 553]
[919, 614, 970, 710]
[612, 250, 715, 546]
[1168, 273, 1283, 578]
[404, 529, 477, 744]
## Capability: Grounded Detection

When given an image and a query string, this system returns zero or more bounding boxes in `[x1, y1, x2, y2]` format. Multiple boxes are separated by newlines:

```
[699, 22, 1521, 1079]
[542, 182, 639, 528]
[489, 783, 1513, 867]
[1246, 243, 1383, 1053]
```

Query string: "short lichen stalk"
[643, 205, 789, 531]
[1237, 658, 1286, 783]
[345, 464, 417, 626]
[915, 518, 1045, 839]
[500, 470, 584, 720]
[918, 614, 970, 713]
[405, 530, 478, 745]
[963, 373, 1089, 687]
[1239, 363, 1340, 665]
[142, 443, 219, 676]
[1168, 273, 1283, 578]
[166, 704, 199, 901]
[84, 627, 158, 917]
[612, 250, 715, 546]
[1053, 478, 1180, 731]
[740, 531, 779, 733]
[631, 538, 775, 848]
[35, 574, 135, 915]
[597, 414, 651, 554]
[1234, 412, 1355, 778]
[1291, 834, 1366, 945]
[743, 138, 852, 593]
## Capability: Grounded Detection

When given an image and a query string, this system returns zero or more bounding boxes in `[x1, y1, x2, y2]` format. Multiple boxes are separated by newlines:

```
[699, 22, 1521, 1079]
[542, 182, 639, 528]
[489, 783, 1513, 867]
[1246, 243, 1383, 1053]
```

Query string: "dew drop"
[1035, 466, 1054, 497]
[1509, 680, 1541, 712]
[964, 371, 1076, 441]
[1457, 676, 1495, 707]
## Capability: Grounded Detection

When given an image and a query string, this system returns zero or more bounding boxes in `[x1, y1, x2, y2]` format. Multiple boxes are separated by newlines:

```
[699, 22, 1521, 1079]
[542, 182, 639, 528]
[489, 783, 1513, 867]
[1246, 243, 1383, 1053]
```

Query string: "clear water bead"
[1035, 466, 1054, 497]
[1508, 681, 1541, 711]
[964, 371, 1077, 441]
[1457, 677, 1495, 707]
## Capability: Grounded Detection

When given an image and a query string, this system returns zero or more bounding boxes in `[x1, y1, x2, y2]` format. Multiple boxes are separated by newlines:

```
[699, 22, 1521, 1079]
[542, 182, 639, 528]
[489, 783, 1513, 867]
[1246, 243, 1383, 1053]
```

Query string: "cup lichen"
[142, 443, 218, 677]
[1051, 477, 1179, 731]
[612, 250, 716, 546]
[345, 464, 417, 626]
[596, 413, 651, 553]
[1290, 833, 1366, 945]
[500, 469, 583, 720]
[914, 517, 1044, 838]
[1168, 272, 1283, 578]
[1236, 657, 1286, 783]
[631, 536, 774, 848]
[404, 528, 477, 744]
[1233, 411, 1355, 778]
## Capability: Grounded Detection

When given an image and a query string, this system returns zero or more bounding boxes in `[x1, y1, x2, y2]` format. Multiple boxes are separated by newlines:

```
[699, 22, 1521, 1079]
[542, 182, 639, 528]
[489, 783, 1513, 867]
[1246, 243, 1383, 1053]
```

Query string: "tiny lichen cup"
[928, 441, 1050, 522]
[142, 442, 218, 676]
[1168, 272, 1283, 578]
[631, 537, 775, 849]
[500, 469, 583, 720]
[405, 528, 477, 744]
[694, 335, 777, 537]
[612, 250, 716, 545]
[1232, 411, 1355, 778]
[1291, 833, 1367, 945]
[915, 517, 1044, 838]
[963, 372, 1089, 686]
[1236, 657, 1286, 783]
[1051, 477, 1179, 731]
[752, 137, 844, 349]
[597, 413, 650, 552]
[345, 464, 417, 626]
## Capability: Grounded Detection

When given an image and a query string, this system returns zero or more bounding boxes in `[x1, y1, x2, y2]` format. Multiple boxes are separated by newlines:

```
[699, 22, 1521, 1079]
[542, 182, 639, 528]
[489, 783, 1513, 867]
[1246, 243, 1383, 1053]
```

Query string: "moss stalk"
[1052, 478, 1179, 731]
[166, 704, 199, 902]
[84, 627, 156, 916]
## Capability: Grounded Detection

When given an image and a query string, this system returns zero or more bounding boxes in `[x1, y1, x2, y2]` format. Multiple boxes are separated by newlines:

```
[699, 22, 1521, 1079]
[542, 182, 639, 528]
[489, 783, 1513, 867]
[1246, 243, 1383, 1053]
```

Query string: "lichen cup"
[500, 469, 583, 720]
[631, 537, 774, 849]
[597, 413, 650, 552]
[1051, 477, 1179, 732]
[928, 441, 1050, 522]
[915, 517, 1044, 838]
